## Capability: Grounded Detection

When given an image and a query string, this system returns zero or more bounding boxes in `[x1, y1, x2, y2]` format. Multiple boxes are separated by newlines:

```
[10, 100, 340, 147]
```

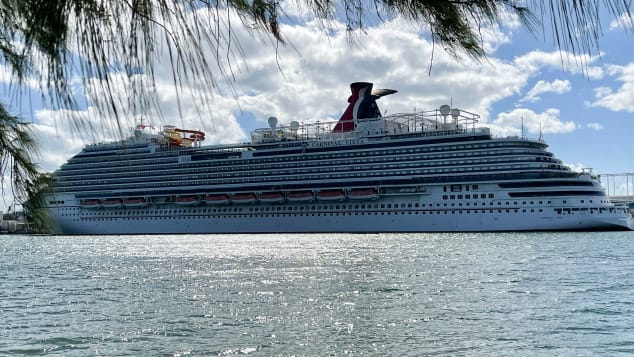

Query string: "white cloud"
[215, 15, 535, 128]
[521, 79, 571, 102]
[514, 50, 604, 80]
[609, 13, 634, 31]
[591, 63, 634, 112]
[587, 122, 604, 130]
[489, 108, 576, 137]
[565, 162, 587, 173]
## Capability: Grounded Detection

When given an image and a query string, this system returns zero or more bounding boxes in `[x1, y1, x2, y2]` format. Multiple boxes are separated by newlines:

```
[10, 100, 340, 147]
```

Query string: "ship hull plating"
[52, 212, 633, 234]
[49, 194, 633, 234]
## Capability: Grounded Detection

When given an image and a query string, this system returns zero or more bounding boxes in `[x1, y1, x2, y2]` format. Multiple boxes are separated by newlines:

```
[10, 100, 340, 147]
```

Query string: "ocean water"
[1, 232, 634, 356]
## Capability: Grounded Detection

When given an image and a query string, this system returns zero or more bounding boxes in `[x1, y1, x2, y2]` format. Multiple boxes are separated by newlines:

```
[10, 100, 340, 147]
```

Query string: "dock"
[602, 173, 634, 215]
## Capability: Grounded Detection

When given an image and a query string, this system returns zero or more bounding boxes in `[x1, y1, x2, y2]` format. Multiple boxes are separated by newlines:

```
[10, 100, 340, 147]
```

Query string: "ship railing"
[381, 108, 479, 133]
[250, 108, 481, 144]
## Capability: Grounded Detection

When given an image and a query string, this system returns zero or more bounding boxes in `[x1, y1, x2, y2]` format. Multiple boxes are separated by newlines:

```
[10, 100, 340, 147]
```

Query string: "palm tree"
[0, 0, 632, 218]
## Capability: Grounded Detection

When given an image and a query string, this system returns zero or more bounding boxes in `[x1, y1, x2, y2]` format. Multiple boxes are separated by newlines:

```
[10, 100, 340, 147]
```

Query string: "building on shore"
[1, 211, 28, 234]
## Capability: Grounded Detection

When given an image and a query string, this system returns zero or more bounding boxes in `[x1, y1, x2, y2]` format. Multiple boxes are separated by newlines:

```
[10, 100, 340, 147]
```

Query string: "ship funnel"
[332, 82, 397, 133]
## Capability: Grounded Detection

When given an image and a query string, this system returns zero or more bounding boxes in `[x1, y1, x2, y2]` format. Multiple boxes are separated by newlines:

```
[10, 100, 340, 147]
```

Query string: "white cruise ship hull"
[49, 193, 634, 234]
[52, 211, 633, 234]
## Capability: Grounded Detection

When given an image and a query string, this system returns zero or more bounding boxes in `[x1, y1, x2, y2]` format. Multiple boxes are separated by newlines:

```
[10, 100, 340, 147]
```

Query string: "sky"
[2, 4, 634, 210]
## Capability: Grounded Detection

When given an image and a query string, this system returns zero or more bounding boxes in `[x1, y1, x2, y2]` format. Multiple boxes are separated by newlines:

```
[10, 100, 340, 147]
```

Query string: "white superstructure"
[45, 82, 634, 234]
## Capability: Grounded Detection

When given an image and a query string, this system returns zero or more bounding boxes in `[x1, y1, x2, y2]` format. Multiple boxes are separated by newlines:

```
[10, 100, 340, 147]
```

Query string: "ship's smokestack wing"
[371, 88, 397, 98]
[332, 82, 397, 133]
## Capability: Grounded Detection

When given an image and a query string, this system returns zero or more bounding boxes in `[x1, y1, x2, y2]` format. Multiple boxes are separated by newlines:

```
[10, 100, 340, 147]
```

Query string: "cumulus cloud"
[609, 13, 634, 31]
[155, 13, 537, 132]
[514, 50, 604, 80]
[489, 108, 576, 137]
[564, 162, 588, 173]
[590, 63, 634, 112]
[521, 79, 571, 102]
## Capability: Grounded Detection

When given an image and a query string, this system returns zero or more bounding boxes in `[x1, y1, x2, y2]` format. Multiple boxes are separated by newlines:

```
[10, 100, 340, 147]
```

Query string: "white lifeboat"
[287, 191, 314, 202]
[317, 189, 346, 201]
[348, 188, 379, 200]
[175, 195, 200, 206]
[204, 194, 230, 205]
[259, 192, 284, 203]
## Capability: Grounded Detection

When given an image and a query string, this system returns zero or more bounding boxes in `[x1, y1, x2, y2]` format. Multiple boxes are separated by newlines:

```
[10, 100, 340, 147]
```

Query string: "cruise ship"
[45, 82, 634, 233]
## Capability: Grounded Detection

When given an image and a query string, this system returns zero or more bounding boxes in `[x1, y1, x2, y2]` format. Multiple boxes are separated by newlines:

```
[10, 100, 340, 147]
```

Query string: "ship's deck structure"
[45, 82, 633, 233]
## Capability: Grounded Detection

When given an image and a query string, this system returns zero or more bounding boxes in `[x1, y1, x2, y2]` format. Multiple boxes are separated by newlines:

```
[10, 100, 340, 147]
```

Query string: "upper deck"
[250, 106, 482, 145]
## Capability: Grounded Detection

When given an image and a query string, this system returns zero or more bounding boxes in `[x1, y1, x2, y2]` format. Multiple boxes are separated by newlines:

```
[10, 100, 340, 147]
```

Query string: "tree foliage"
[0, 105, 40, 207]
[2, 1, 632, 118]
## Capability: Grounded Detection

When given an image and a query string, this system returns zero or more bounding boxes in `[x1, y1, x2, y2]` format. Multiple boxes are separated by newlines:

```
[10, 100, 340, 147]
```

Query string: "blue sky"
[1, 5, 634, 209]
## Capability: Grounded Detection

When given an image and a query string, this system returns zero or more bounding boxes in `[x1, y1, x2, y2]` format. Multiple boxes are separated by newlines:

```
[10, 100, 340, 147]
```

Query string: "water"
[1, 232, 634, 356]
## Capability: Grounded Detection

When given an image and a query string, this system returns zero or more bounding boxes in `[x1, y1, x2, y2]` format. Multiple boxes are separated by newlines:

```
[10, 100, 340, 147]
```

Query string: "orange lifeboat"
[80, 199, 101, 209]
[175, 195, 200, 206]
[286, 191, 314, 202]
[348, 188, 379, 200]
[123, 197, 147, 208]
[259, 192, 284, 203]
[231, 193, 257, 204]
[204, 194, 230, 205]
[317, 190, 346, 201]
[102, 198, 123, 209]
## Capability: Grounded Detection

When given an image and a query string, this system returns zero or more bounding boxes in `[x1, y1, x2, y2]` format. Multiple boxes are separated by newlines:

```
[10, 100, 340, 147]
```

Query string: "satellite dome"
[268, 116, 278, 128]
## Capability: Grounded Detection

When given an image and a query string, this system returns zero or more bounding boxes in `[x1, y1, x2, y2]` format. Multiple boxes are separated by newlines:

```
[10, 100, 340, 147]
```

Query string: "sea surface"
[1, 232, 634, 356]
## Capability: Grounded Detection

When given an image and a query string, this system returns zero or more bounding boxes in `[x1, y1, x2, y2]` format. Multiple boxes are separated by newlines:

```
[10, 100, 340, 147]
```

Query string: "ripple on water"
[1, 232, 634, 355]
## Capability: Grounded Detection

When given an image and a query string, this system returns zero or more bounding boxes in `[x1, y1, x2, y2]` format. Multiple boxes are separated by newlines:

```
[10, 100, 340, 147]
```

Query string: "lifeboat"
[204, 194, 230, 205]
[80, 199, 101, 209]
[259, 192, 284, 203]
[317, 189, 346, 201]
[152, 196, 174, 205]
[231, 193, 257, 204]
[348, 188, 379, 200]
[175, 195, 199, 206]
[286, 191, 314, 202]
[123, 197, 147, 208]
[102, 198, 123, 209]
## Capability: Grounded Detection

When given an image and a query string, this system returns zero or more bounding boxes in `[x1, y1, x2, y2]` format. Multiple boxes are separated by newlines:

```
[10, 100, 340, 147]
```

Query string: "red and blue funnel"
[332, 82, 397, 133]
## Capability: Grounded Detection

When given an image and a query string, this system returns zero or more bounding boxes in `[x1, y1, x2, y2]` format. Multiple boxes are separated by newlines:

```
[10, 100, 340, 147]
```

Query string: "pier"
[601, 173, 634, 213]
[0, 211, 27, 234]
[602, 173, 634, 199]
